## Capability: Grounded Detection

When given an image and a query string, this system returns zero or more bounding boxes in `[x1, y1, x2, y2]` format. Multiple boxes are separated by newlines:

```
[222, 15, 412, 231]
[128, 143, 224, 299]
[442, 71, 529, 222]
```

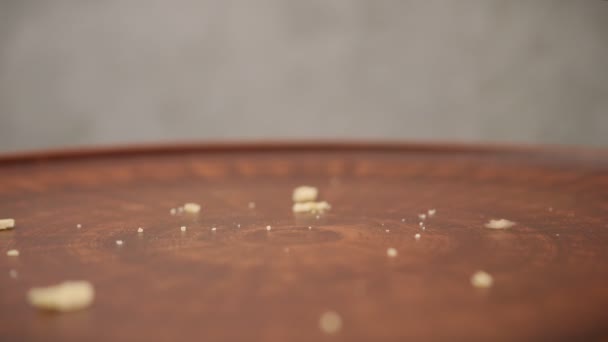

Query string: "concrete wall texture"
[1, 0, 607, 153]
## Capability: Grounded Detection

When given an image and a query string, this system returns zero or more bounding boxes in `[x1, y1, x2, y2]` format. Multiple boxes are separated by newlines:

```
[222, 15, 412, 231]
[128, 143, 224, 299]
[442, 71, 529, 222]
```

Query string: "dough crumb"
[170, 208, 177, 215]
[115, 240, 123, 246]
[183, 203, 201, 214]
[180, 226, 187, 232]
[248, 202, 256, 209]
[76, 224, 82, 229]
[266, 225, 272, 231]
[401, 218, 405, 222]
[428, 209, 436, 216]
[6, 249, 19, 256]
[9, 269, 17, 279]
[319, 311, 342, 334]
[28, 281, 94, 312]
[211, 227, 217, 231]
[292, 201, 331, 214]
[485, 219, 515, 229]
[385, 229, 390, 233]
[292, 186, 318, 203]
[386, 247, 398, 258]
[308, 226, 312, 230]
[137, 227, 144, 233]
[415, 233, 421, 240]
[418, 214, 426, 220]
[0, 218, 15, 230]
[471, 270, 494, 288]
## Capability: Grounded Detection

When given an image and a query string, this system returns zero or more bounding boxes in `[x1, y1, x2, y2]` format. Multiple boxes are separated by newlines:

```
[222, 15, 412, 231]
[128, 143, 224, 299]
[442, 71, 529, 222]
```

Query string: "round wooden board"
[0, 143, 607, 341]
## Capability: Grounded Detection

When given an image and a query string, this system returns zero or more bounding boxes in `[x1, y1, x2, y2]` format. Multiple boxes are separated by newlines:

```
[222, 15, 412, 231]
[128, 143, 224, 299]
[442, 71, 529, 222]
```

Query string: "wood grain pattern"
[0, 143, 607, 341]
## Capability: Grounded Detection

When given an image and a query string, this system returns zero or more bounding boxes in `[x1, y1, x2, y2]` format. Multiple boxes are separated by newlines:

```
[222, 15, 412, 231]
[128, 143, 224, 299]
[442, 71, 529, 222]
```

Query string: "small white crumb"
[137, 227, 144, 233]
[177, 207, 184, 213]
[308, 226, 312, 230]
[401, 218, 405, 222]
[170, 208, 177, 215]
[248, 202, 256, 209]
[183, 202, 201, 214]
[485, 219, 516, 229]
[471, 270, 494, 288]
[555, 233, 560, 237]
[419, 222, 424, 226]
[386, 247, 398, 258]
[0, 218, 15, 230]
[292, 201, 331, 214]
[292, 186, 318, 203]
[237, 224, 241, 228]
[319, 311, 342, 334]
[211, 227, 217, 231]
[28, 281, 94, 312]
[115, 240, 123, 246]
[6, 249, 19, 256]
[385, 229, 390, 233]
[9, 269, 17, 279]
[76, 224, 82, 229]
[180, 226, 187, 232]
[418, 214, 426, 220]
[415, 233, 421, 240]
[428, 209, 436, 216]
[266, 225, 272, 231]
[422, 226, 426, 231]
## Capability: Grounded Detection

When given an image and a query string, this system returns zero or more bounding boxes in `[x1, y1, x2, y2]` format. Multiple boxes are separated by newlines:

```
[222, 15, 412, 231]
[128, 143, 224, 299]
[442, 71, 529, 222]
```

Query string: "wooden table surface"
[0, 143, 607, 341]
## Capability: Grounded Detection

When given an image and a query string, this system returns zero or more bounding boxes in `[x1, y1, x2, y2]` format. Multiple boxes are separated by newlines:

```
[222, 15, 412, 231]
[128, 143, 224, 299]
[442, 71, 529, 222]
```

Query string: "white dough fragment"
[471, 270, 494, 288]
[0, 218, 15, 230]
[266, 225, 272, 231]
[183, 203, 201, 214]
[292, 186, 318, 203]
[485, 219, 516, 229]
[115, 240, 123, 246]
[180, 226, 187, 232]
[248, 202, 256, 209]
[76, 224, 82, 229]
[211, 227, 217, 231]
[415, 233, 421, 240]
[418, 214, 426, 220]
[170, 208, 177, 215]
[137, 227, 144, 233]
[319, 311, 342, 334]
[428, 209, 436, 216]
[292, 201, 331, 214]
[6, 249, 19, 256]
[386, 248, 398, 258]
[27, 281, 94, 312]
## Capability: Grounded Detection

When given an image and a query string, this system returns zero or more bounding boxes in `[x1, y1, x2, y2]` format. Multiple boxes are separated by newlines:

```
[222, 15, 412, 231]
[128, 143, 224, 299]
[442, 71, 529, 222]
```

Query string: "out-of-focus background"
[0, 0, 607, 153]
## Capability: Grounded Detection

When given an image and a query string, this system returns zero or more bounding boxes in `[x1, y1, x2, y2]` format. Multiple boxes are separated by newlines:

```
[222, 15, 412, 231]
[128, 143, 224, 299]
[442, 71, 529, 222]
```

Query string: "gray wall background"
[0, 0, 607, 153]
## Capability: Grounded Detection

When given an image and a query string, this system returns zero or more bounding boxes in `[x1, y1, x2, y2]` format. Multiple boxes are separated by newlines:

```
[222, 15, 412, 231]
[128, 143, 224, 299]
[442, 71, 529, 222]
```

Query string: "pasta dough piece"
[28, 281, 94, 312]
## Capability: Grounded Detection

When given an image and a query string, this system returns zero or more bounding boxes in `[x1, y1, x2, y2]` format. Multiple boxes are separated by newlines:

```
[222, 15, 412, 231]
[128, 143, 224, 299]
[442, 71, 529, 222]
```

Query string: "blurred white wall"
[0, 0, 607, 153]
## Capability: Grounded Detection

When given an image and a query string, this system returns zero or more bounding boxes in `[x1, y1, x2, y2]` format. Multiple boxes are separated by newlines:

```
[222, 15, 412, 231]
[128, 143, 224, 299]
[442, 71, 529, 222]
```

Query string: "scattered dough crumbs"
[292, 201, 331, 214]
[115, 240, 123, 246]
[137, 227, 144, 233]
[180, 226, 187, 232]
[292, 186, 318, 203]
[183, 203, 201, 214]
[428, 209, 436, 216]
[386, 248, 398, 258]
[485, 219, 515, 229]
[471, 271, 493, 288]
[28, 281, 94, 312]
[319, 311, 342, 334]
[415, 233, 421, 240]
[266, 225, 272, 231]
[0, 218, 15, 230]
[6, 249, 19, 256]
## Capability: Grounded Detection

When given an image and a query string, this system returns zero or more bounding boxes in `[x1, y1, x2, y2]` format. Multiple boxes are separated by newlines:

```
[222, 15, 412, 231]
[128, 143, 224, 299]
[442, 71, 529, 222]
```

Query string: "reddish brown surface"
[0, 143, 607, 341]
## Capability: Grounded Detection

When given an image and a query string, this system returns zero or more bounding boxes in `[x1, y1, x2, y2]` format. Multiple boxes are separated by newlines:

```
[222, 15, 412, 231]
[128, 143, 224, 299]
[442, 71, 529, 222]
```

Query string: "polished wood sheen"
[0, 143, 607, 341]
